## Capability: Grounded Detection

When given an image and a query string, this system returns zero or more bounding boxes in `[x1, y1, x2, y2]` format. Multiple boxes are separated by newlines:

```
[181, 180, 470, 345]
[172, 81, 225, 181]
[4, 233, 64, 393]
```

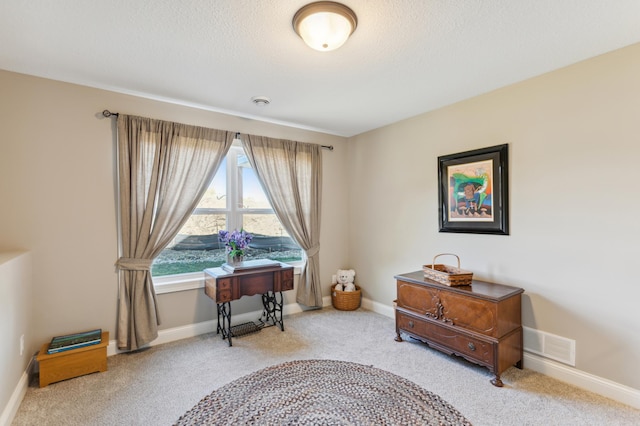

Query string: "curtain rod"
[102, 110, 334, 151]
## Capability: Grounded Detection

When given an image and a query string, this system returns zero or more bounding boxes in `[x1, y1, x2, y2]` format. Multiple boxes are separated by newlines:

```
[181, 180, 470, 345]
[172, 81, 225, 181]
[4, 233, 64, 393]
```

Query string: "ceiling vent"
[251, 96, 271, 106]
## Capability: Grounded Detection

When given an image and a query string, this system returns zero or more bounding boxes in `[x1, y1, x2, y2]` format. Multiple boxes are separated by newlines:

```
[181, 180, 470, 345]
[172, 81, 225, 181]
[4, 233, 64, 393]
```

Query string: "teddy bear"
[344, 282, 356, 292]
[336, 269, 356, 292]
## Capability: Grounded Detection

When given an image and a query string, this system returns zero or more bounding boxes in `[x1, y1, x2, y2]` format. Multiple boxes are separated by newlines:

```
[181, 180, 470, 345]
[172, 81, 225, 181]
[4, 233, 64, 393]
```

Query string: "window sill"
[153, 263, 304, 295]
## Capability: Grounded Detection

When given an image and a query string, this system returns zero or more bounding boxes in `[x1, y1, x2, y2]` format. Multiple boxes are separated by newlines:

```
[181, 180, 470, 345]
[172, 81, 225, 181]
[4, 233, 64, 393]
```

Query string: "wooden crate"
[36, 331, 109, 387]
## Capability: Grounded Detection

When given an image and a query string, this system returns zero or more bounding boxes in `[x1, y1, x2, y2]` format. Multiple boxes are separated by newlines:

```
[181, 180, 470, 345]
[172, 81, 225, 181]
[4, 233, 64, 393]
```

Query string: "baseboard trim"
[361, 297, 394, 318]
[0, 371, 28, 426]
[523, 352, 639, 409]
[107, 299, 332, 356]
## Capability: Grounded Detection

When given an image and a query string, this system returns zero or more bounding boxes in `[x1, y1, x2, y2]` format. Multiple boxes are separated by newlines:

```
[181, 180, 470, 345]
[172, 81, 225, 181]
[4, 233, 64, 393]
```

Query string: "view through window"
[151, 143, 302, 277]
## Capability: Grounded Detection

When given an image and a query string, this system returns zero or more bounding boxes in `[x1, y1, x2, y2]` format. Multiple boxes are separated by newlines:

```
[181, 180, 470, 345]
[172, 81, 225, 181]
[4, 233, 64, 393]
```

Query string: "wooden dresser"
[394, 271, 523, 386]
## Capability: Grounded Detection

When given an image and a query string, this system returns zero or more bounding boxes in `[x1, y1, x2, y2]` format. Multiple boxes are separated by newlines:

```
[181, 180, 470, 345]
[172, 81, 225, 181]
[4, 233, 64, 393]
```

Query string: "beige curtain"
[241, 135, 323, 307]
[116, 115, 234, 350]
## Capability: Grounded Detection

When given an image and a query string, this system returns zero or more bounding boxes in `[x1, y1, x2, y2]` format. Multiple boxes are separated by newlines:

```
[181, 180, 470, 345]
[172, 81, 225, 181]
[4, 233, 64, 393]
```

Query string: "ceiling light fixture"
[292, 1, 357, 52]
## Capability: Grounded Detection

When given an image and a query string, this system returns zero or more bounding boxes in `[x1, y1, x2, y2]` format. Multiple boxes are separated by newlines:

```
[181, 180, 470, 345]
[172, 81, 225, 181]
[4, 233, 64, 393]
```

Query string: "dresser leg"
[394, 332, 403, 342]
[491, 375, 503, 387]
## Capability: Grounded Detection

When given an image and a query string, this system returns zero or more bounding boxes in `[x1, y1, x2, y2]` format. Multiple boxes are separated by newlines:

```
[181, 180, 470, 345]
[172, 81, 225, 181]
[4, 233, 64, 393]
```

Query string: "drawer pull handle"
[408, 321, 414, 328]
[468, 342, 476, 351]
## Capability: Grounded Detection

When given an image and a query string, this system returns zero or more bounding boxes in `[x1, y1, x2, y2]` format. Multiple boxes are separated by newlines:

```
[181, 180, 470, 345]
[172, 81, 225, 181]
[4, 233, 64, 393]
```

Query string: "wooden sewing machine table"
[204, 261, 294, 346]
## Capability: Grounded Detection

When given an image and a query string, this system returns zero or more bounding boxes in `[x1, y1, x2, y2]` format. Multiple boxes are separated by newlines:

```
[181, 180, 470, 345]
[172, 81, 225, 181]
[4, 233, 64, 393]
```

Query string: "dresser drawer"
[396, 310, 494, 366]
[205, 277, 233, 302]
[421, 320, 494, 366]
[217, 278, 232, 290]
[396, 310, 428, 336]
[281, 268, 294, 291]
[216, 290, 232, 302]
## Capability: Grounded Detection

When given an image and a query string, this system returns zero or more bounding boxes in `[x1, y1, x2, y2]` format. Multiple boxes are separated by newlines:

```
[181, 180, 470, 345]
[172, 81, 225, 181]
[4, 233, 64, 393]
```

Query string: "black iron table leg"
[260, 291, 285, 331]
[216, 303, 222, 335]
[217, 301, 233, 346]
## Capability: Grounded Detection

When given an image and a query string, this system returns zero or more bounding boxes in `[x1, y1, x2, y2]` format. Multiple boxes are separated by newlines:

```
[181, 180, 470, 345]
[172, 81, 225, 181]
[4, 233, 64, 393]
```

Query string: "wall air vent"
[523, 326, 576, 366]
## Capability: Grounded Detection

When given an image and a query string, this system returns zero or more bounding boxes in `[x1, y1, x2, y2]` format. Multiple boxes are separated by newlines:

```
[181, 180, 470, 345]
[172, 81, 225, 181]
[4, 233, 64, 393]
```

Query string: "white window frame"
[153, 142, 304, 294]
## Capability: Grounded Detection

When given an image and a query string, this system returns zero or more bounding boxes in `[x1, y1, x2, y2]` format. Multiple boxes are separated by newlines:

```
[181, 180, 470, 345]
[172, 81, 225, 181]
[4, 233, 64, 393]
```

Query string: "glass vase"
[227, 254, 244, 266]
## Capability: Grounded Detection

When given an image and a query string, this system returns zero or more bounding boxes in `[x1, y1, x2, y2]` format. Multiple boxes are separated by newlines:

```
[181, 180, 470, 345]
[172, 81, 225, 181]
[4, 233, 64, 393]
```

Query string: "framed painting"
[438, 144, 509, 235]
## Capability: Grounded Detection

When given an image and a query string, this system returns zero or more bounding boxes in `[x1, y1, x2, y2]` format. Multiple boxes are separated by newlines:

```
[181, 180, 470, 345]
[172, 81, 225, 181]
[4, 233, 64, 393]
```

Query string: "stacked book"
[47, 328, 102, 354]
[221, 258, 281, 273]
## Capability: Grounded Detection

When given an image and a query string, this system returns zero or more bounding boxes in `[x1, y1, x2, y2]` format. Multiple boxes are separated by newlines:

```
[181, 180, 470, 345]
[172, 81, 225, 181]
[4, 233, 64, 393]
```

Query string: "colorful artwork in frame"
[438, 144, 509, 235]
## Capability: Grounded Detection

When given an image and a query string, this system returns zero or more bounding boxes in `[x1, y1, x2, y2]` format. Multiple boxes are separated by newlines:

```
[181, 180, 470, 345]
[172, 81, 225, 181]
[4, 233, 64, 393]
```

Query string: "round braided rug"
[175, 359, 472, 425]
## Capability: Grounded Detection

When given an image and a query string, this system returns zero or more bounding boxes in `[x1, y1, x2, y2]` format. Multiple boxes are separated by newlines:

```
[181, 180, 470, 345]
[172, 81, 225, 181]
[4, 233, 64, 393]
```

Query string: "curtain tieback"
[115, 258, 153, 271]
[305, 245, 320, 258]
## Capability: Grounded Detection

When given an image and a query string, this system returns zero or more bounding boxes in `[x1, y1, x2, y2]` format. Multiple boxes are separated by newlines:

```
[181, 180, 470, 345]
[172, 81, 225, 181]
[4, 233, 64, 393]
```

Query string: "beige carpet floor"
[12, 307, 640, 425]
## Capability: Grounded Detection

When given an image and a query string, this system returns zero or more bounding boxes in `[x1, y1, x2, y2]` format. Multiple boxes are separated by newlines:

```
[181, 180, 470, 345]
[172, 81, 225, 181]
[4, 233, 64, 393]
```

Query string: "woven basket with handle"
[423, 253, 473, 286]
[331, 284, 361, 310]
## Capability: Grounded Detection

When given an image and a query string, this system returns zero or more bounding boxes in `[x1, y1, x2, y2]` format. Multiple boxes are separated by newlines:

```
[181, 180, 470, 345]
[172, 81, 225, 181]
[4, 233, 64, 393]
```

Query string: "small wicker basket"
[331, 284, 361, 311]
[423, 253, 473, 286]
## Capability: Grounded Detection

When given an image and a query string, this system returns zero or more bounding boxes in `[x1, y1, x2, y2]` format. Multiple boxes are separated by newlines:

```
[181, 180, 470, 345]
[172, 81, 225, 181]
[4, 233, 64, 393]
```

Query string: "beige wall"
[0, 70, 349, 349]
[348, 43, 640, 389]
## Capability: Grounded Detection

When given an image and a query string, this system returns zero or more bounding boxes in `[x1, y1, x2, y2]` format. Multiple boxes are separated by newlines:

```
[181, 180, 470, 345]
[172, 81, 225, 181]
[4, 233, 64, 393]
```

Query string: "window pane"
[243, 214, 302, 263]
[152, 214, 227, 276]
[151, 158, 227, 277]
[201, 158, 227, 208]
[179, 213, 226, 236]
[241, 165, 270, 208]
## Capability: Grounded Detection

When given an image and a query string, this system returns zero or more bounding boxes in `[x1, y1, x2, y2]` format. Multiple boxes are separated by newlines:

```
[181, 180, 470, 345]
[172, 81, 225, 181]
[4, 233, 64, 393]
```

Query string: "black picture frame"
[438, 144, 509, 235]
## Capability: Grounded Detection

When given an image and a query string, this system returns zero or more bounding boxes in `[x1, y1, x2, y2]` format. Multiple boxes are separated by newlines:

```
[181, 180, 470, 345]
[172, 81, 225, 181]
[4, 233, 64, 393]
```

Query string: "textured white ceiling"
[2, 0, 640, 137]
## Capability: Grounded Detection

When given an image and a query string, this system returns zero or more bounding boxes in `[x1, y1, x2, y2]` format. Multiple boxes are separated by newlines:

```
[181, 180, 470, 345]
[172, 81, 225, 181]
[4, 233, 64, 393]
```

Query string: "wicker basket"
[331, 284, 361, 311]
[423, 253, 473, 286]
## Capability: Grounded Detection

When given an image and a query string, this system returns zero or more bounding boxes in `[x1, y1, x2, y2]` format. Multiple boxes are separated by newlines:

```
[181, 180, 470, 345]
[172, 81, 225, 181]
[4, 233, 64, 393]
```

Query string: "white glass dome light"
[293, 2, 358, 52]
